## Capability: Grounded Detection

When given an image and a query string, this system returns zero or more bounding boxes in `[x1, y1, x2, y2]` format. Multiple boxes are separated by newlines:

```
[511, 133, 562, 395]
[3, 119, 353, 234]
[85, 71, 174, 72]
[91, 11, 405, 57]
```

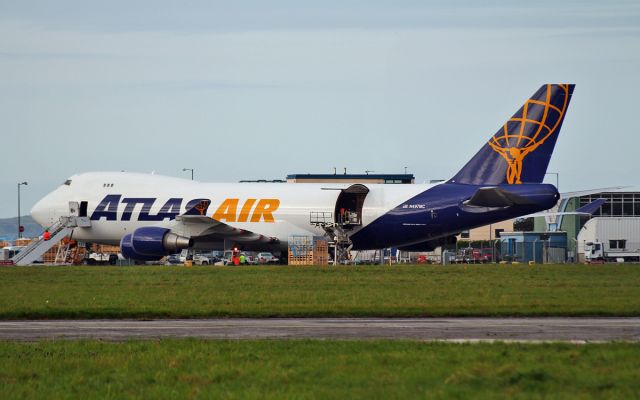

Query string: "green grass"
[1, 264, 640, 318]
[0, 340, 639, 399]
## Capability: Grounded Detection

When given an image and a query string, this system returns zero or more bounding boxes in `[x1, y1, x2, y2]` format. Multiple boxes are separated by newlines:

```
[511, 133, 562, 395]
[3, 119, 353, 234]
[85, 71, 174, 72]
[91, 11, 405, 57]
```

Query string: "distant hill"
[0, 216, 44, 241]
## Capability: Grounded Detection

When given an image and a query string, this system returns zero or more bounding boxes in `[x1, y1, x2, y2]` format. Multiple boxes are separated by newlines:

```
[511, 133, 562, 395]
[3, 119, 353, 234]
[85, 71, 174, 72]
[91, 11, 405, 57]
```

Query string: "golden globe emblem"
[488, 84, 570, 184]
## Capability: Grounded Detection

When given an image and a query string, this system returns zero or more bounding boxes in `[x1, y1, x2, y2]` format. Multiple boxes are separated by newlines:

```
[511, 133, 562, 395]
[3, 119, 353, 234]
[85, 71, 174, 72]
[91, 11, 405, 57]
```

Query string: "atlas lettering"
[91, 195, 190, 221]
[90, 195, 279, 222]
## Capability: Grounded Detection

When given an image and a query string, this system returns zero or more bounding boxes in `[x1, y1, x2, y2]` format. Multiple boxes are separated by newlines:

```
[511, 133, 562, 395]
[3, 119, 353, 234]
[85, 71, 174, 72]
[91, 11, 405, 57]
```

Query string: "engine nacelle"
[120, 227, 193, 260]
[120, 233, 162, 261]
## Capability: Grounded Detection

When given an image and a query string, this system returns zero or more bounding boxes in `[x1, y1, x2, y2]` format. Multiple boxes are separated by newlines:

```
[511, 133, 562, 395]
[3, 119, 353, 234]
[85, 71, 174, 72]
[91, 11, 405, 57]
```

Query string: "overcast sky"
[1, 0, 639, 217]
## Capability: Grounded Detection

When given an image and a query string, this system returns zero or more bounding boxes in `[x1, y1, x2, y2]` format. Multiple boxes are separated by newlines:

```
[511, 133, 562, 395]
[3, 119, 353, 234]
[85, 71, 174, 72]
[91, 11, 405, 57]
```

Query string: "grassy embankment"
[1, 264, 639, 318]
[1, 340, 639, 399]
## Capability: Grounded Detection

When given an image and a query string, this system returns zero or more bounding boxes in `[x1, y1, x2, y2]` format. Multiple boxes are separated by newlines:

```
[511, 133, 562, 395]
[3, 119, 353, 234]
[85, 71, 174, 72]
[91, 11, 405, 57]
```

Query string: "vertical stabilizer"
[450, 84, 575, 185]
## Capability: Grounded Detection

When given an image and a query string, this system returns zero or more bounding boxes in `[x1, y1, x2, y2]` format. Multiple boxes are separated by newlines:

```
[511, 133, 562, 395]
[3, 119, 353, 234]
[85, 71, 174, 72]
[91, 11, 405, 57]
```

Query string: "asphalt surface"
[0, 318, 639, 342]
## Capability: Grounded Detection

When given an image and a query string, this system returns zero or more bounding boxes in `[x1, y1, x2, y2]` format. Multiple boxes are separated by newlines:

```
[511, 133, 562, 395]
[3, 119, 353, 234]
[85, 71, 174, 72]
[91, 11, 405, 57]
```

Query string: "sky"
[0, 0, 639, 217]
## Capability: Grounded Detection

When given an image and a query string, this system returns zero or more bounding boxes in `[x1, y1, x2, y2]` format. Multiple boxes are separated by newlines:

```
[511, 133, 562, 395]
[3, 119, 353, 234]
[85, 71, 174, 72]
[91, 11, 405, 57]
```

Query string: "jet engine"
[120, 227, 193, 260]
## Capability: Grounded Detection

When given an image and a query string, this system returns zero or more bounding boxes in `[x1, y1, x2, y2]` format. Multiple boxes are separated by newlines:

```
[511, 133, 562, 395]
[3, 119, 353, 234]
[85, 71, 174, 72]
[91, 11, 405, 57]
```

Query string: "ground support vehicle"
[584, 242, 640, 263]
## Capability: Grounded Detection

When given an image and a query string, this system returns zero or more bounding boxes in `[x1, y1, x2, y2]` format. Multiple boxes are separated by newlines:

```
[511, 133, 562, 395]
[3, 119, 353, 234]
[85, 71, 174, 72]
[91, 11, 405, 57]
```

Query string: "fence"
[499, 241, 569, 263]
[438, 240, 571, 264]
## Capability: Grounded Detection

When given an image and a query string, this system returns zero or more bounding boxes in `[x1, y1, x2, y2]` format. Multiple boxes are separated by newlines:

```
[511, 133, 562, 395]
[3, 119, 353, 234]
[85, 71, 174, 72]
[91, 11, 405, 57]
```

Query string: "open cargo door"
[335, 184, 369, 228]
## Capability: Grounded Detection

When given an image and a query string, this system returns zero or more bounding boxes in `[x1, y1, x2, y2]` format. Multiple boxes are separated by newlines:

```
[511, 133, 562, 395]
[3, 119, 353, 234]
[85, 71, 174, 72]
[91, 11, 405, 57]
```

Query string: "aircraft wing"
[169, 214, 280, 245]
[161, 199, 280, 246]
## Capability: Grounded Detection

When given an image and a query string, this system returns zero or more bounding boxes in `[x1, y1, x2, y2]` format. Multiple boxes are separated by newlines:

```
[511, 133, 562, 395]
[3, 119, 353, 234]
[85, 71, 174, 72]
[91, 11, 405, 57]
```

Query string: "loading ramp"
[309, 184, 370, 264]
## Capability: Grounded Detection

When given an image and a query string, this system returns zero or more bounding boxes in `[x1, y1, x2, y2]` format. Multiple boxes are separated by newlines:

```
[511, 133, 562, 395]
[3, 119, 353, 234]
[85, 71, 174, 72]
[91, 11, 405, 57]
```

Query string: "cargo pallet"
[288, 235, 329, 265]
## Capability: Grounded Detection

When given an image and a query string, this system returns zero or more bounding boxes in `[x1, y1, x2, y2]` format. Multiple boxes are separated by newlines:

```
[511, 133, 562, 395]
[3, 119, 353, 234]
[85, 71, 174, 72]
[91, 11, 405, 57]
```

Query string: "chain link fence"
[499, 241, 568, 263]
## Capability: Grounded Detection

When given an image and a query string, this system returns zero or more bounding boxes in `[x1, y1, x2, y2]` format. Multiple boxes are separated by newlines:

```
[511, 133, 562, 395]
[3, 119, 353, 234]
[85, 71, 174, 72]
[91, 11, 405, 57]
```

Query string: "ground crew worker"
[239, 254, 246, 264]
[43, 230, 51, 241]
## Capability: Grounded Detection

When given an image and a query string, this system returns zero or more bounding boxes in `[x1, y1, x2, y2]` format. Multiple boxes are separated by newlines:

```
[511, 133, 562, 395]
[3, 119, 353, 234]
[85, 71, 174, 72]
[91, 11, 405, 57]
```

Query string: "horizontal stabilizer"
[560, 186, 628, 199]
[464, 187, 536, 208]
[524, 198, 606, 218]
[575, 198, 606, 215]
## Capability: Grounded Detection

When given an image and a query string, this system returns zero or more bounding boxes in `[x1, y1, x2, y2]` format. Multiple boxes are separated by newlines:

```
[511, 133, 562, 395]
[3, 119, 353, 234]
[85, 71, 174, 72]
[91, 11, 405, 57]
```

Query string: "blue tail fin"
[450, 84, 575, 186]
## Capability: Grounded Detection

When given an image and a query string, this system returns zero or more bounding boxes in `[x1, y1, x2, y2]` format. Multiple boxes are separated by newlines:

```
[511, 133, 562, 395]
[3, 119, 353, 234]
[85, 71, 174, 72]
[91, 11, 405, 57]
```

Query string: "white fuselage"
[31, 172, 433, 248]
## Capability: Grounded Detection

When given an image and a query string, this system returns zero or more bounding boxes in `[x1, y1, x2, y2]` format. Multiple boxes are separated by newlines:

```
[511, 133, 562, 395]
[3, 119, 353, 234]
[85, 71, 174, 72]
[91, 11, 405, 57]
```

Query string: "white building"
[577, 217, 640, 261]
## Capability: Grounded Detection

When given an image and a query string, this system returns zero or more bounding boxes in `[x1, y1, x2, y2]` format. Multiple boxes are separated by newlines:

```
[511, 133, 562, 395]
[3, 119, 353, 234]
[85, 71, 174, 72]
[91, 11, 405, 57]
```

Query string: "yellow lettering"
[238, 199, 256, 222]
[213, 198, 238, 222]
[250, 199, 280, 223]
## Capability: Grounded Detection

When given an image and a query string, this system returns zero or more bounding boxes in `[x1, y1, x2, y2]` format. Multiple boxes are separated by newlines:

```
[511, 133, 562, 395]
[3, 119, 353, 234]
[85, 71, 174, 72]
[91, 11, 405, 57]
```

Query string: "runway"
[0, 318, 639, 342]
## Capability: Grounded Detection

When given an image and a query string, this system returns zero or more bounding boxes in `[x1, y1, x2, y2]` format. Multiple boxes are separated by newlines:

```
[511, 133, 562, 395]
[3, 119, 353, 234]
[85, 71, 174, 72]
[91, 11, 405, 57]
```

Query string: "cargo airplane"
[30, 84, 574, 261]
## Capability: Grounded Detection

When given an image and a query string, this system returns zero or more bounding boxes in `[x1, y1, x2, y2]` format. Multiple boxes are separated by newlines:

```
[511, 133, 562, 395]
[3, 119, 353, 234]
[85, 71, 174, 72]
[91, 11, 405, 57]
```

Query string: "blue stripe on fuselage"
[350, 183, 558, 250]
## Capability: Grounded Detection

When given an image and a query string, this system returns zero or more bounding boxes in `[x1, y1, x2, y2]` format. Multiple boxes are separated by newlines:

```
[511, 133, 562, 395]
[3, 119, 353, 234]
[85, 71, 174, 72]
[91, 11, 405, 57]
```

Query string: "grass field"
[1, 340, 639, 399]
[1, 264, 639, 318]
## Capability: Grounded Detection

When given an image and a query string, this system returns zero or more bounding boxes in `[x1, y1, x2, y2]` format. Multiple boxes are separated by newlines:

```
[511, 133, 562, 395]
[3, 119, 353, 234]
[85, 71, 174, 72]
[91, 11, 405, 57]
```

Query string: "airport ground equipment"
[191, 252, 219, 265]
[86, 252, 118, 265]
[584, 242, 640, 263]
[52, 238, 85, 265]
[310, 211, 355, 264]
[288, 235, 329, 265]
[0, 246, 23, 265]
[10, 215, 90, 266]
[257, 252, 279, 264]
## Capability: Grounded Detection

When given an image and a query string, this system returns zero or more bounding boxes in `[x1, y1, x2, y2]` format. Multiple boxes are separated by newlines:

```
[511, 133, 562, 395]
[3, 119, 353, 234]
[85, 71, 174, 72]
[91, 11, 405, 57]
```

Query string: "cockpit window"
[64, 179, 72, 186]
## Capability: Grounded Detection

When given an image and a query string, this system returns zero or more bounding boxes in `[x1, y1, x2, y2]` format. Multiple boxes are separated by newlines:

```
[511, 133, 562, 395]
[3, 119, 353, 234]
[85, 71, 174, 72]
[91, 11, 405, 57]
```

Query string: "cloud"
[0, 2, 639, 216]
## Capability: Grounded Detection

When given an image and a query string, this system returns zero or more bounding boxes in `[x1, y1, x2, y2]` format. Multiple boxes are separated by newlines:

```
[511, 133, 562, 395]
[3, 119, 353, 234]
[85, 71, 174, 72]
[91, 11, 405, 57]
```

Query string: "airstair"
[11, 216, 90, 266]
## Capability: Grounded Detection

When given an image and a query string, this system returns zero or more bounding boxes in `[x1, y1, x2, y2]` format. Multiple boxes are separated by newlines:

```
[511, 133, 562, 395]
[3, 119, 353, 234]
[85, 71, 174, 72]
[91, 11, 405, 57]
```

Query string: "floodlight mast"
[182, 168, 194, 181]
[17, 181, 28, 239]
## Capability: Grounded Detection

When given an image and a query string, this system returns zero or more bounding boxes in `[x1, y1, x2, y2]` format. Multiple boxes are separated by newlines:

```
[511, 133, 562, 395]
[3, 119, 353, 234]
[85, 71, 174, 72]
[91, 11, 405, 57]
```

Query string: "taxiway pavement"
[0, 318, 638, 342]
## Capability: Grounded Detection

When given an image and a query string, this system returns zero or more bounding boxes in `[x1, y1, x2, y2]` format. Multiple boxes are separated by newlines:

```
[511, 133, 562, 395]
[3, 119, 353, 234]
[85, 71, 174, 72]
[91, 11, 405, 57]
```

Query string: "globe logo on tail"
[488, 84, 570, 184]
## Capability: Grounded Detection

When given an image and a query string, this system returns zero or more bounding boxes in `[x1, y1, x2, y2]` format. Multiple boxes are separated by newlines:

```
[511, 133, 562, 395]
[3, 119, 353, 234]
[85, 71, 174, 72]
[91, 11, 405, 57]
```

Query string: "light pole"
[545, 172, 559, 191]
[570, 237, 579, 263]
[17, 181, 28, 239]
[182, 168, 194, 181]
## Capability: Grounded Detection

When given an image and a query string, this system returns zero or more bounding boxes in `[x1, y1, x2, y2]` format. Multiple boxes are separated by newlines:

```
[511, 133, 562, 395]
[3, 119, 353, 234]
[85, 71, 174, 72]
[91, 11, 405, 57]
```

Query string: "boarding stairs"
[11, 216, 90, 266]
[310, 211, 354, 264]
